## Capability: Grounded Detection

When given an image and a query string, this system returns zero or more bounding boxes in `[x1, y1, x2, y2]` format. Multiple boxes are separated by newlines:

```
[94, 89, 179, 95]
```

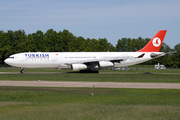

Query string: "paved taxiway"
[0, 81, 180, 89]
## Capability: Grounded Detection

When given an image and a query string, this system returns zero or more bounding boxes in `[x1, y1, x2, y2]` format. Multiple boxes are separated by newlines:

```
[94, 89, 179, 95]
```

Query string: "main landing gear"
[20, 67, 24, 73]
[80, 70, 99, 73]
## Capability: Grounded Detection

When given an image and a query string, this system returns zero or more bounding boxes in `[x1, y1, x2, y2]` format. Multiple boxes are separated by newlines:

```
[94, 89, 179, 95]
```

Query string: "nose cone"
[4, 58, 12, 65]
[4, 58, 8, 64]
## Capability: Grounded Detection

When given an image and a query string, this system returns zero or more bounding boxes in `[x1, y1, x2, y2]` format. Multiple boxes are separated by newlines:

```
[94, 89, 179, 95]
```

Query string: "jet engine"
[71, 64, 87, 71]
[98, 61, 114, 68]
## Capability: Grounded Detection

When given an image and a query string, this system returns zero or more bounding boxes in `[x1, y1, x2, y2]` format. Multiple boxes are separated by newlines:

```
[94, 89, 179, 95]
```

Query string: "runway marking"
[0, 81, 180, 89]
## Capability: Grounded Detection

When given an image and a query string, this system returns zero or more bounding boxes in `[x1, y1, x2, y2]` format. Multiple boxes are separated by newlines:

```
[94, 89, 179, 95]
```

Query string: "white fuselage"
[4, 52, 164, 69]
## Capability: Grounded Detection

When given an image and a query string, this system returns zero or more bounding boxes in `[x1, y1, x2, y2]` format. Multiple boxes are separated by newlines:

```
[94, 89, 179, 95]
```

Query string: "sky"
[1, 0, 180, 49]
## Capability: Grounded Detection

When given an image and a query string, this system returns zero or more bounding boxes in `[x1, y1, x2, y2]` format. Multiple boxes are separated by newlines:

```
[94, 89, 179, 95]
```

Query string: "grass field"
[0, 66, 180, 83]
[0, 66, 180, 119]
[0, 87, 180, 120]
[0, 71, 180, 83]
[1, 65, 180, 73]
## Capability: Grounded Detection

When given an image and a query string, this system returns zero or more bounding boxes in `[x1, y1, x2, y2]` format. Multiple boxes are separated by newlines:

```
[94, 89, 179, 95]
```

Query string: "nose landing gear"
[20, 67, 24, 73]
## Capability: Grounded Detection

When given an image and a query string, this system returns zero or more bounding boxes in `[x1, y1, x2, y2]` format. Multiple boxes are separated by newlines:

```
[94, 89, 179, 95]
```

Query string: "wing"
[65, 56, 136, 65]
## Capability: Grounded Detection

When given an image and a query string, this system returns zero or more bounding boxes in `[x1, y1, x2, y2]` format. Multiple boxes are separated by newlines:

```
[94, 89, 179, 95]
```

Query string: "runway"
[0, 81, 180, 89]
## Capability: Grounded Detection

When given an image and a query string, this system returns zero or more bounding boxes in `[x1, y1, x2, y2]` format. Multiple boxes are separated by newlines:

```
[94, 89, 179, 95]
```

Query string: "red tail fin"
[137, 30, 167, 52]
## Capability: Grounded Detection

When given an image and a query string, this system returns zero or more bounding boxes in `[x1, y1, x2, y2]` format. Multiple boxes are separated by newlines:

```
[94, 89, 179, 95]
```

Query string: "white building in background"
[154, 63, 166, 69]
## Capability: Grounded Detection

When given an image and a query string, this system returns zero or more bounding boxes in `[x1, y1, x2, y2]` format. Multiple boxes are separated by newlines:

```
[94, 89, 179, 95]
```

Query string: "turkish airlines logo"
[152, 37, 161, 47]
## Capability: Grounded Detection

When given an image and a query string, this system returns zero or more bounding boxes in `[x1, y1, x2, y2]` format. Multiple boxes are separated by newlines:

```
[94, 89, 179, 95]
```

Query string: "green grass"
[0, 87, 180, 120]
[0, 66, 180, 83]
[0, 67, 66, 72]
[1, 66, 180, 73]
[0, 73, 180, 83]
[1, 66, 180, 119]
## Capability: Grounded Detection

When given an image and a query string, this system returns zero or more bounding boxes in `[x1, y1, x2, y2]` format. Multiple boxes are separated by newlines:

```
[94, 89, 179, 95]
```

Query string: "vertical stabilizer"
[137, 30, 167, 52]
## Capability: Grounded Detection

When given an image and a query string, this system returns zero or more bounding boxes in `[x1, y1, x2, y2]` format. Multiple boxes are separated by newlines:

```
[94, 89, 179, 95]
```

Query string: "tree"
[171, 51, 180, 67]
[174, 43, 180, 52]
[69, 36, 86, 52]
[98, 38, 109, 51]
[90, 38, 101, 51]
[108, 43, 116, 52]
[170, 43, 180, 68]
[84, 38, 93, 52]
[45, 29, 59, 52]
[160, 43, 172, 52]
[0, 32, 11, 65]
[31, 30, 47, 52]
[60, 29, 76, 52]
[116, 38, 127, 51]
[15, 31, 30, 53]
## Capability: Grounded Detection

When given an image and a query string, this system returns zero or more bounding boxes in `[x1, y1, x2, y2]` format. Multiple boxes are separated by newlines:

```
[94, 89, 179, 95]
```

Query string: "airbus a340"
[5, 30, 167, 73]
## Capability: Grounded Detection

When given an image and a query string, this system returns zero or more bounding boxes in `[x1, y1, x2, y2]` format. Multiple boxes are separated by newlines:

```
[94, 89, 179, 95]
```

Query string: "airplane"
[4, 30, 167, 73]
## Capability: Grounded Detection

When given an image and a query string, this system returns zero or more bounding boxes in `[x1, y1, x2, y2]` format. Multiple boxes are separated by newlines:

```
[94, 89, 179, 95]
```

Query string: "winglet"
[137, 30, 167, 52]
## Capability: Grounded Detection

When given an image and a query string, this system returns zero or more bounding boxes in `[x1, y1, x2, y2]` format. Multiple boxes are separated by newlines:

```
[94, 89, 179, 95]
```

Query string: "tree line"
[0, 29, 180, 68]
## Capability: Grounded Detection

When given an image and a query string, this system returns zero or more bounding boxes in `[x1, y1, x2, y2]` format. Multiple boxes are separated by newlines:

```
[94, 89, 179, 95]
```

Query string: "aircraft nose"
[4, 58, 12, 65]
[4, 58, 9, 64]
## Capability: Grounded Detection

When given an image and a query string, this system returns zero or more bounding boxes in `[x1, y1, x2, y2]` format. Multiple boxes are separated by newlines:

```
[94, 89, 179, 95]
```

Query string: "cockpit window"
[8, 57, 14, 59]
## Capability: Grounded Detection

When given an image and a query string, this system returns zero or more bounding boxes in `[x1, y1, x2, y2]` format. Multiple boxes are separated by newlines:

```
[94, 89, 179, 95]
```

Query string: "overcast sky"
[1, 0, 180, 49]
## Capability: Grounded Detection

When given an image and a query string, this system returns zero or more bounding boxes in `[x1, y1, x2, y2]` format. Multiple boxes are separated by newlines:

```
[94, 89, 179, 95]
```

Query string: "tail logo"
[152, 37, 161, 47]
